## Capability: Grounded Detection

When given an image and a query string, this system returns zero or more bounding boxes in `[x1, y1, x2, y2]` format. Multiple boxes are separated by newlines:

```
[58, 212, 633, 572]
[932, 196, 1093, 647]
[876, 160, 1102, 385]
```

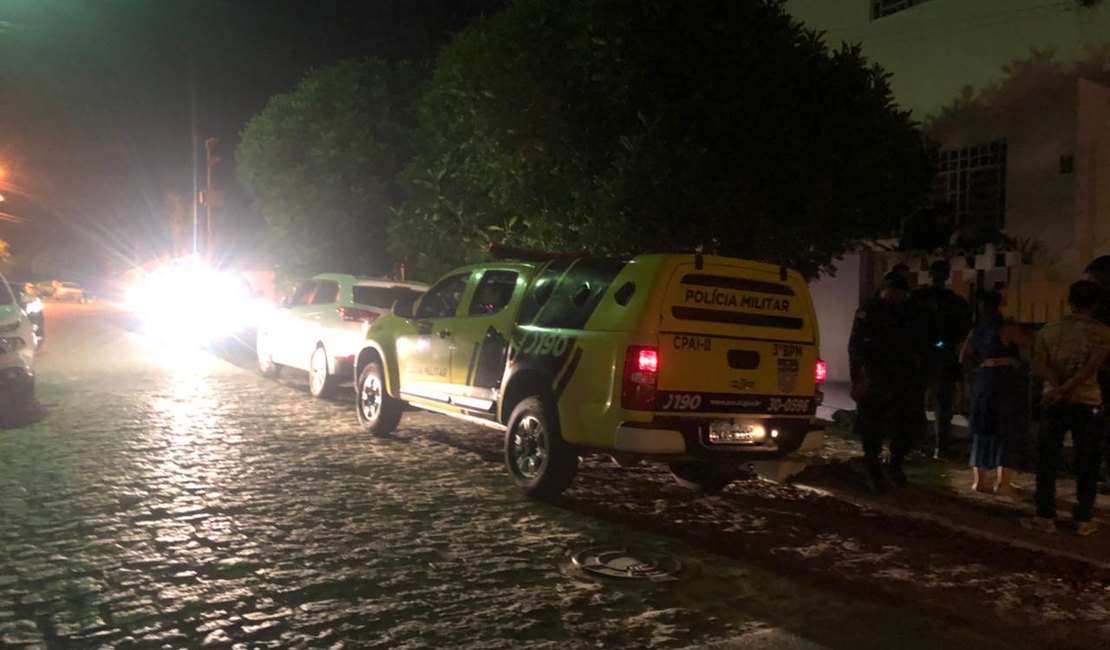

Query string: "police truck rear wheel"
[668, 461, 735, 493]
[505, 397, 577, 498]
[357, 361, 402, 436]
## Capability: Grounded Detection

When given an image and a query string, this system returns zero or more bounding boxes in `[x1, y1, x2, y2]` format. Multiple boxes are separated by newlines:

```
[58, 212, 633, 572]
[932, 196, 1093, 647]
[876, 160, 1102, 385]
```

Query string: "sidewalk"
[791, 397, 1110, 568]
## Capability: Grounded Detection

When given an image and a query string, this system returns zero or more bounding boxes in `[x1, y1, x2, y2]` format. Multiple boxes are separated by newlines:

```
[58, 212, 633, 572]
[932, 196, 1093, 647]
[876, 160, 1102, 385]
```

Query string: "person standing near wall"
[1028, 280, 1110, 535]
[1081, 255, 1110, 493]
[960, 291, 1033, 497]
[910, 260, 972, 460]
[849, 271, 926, 493]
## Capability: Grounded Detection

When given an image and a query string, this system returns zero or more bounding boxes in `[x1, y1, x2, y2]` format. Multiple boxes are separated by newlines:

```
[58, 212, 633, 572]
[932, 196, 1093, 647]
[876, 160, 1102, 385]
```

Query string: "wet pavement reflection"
[0, 303, 1021, 649]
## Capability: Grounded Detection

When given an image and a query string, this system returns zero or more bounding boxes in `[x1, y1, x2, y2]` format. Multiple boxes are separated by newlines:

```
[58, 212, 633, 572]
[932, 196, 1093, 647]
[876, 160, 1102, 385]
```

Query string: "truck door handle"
[438, 329, 452, 339]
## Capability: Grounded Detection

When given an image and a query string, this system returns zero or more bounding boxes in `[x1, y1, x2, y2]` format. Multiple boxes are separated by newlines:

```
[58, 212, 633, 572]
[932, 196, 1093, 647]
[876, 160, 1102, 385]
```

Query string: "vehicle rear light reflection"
[622, 345, 659, 410]
[815, 359, 827, 384]
[338, 307, 380, 323]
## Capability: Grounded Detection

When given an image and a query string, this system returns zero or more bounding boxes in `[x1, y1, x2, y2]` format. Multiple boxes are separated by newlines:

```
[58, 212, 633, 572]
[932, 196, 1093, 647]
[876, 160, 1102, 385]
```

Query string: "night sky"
[0, 0, 502, 280]
[4, 0, 1106, 282]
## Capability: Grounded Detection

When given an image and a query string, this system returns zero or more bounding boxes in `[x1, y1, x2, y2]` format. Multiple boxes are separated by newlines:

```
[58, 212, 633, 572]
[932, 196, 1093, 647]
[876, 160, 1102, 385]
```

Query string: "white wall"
[809, 253, 862, 385]
[786, 0, 1110, 118]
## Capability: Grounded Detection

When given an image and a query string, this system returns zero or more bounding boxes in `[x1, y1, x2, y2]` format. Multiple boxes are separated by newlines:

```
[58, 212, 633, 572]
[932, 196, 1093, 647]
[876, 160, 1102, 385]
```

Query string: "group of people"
[848, 257, 1110, 535]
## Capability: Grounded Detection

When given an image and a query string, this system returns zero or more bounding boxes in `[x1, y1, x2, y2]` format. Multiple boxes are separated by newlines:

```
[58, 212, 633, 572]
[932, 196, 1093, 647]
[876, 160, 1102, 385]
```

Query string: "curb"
[791, 479, 1110, 571]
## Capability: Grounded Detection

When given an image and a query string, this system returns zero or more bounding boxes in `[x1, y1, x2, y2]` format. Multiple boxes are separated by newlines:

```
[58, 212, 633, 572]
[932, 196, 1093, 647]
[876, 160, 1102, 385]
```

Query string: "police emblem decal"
[777, 358, 799, 392]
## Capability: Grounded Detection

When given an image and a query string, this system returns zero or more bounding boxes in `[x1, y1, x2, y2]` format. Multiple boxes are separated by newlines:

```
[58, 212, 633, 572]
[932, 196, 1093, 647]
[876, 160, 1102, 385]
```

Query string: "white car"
[52, 281, 88, 302]
[0, 272, 36, 408]
[256, 274, 427, 397]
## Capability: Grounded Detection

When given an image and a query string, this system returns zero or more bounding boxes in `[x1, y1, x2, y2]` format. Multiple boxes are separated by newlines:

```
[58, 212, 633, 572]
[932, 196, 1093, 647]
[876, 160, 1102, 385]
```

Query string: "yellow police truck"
[353, 253, 826, 497]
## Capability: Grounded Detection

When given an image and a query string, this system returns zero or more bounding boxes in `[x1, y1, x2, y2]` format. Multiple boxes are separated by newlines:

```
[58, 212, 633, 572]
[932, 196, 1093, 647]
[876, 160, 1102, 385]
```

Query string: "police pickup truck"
[353, 254, 825, 497]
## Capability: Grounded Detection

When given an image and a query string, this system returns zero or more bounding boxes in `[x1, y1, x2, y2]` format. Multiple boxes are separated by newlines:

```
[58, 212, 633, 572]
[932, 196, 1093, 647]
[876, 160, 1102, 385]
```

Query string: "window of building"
[932, 140, 1008, 231]
[871, 0, 934, 20]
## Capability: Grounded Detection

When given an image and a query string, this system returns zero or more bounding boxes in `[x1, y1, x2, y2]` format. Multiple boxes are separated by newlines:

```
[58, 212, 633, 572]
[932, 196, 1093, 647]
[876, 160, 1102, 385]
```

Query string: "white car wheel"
[309, 345, 338, 398]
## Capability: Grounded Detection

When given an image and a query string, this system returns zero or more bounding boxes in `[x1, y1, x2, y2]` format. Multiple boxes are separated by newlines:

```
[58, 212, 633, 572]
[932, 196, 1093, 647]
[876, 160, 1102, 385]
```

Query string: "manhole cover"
[572, 547, 684, 582]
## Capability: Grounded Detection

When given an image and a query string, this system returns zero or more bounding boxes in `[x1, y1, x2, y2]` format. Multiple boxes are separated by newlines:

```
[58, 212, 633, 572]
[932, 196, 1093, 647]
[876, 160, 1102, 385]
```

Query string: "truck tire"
[504, 397, 577, 498]
[668, 461, 735, 493]
[356, 361, 402, 436]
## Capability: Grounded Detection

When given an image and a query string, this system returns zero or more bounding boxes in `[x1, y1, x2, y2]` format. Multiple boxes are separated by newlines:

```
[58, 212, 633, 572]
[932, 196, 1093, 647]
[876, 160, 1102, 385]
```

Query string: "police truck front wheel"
[505, 397, 577, 498]
[357, 361, 402, 436]
[668, 461, 735, 493]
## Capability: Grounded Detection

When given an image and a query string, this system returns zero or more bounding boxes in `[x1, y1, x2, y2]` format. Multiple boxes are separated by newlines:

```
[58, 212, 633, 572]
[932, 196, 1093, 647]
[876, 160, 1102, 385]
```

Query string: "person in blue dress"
[960, 291, 1033, 497]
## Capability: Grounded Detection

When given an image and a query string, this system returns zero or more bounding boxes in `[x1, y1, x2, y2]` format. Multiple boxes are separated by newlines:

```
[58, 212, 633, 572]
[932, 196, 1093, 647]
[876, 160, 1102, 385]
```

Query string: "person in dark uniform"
[850, 271, 926, 493]
[910, 260, 972, 459]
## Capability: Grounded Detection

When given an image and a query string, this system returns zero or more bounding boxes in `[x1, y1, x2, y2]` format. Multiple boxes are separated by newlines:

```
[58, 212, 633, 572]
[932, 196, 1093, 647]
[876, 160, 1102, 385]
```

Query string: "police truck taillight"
[815, 359, 827, 384]
[337, 307, 380, 323]
[621, 345, 659, 410]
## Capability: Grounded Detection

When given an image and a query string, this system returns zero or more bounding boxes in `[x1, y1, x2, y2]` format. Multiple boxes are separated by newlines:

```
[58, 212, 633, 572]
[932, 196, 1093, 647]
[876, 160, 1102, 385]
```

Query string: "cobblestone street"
[0, 303, 1096, 649]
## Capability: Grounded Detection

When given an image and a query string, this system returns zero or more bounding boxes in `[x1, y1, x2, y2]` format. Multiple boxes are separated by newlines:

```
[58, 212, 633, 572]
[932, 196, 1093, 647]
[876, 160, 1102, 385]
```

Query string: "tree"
[928, 46, 1110, 141]
[237, 58, 424, 277]
[394, 0, 934, 279]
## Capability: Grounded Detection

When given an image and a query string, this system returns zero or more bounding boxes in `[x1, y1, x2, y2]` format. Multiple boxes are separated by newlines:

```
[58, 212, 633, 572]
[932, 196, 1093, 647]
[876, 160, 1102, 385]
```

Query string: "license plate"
[708, 420, 766, 445]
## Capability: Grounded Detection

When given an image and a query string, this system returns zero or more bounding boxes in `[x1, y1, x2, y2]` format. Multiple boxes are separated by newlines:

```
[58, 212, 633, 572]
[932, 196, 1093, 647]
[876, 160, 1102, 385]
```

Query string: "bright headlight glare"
[133, 261, 261, 342]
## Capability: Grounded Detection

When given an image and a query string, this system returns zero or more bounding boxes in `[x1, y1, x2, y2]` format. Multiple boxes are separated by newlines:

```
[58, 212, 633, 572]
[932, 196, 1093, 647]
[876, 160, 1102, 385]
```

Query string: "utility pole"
[201, 137, 222, 259]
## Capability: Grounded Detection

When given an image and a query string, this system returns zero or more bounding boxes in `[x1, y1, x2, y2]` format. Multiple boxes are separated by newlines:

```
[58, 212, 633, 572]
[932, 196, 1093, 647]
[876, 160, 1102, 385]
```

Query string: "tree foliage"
[393, 0, 934, 279]
[237, 58, 423, 277]
[928, 46, 1110, 141]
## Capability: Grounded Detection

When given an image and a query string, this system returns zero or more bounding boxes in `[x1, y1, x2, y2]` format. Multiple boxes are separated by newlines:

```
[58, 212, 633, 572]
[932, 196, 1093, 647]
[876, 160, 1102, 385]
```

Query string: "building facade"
[795, 0, 1110, 386]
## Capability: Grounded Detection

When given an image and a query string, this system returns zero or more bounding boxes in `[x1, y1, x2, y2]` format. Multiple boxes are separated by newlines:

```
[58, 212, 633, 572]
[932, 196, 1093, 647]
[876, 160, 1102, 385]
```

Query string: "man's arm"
[848, 306, 871, 401]
[1048, 347, 1108, 402]
[848, 307, 869, 383]
[956, 294, 973, 340]
[959, 329, 976, 366]
[1031, 330, 1056, 385]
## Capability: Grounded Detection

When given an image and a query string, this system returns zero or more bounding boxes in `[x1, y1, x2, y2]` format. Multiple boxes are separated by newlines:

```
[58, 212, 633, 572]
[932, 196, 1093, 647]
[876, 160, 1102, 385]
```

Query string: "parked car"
[12, 281, 44, 349]
[33, 281, 55, 298]
[52, 281, 88, 303]
[352, 254, 826, 497]
[0, 272, 36, 408]
[256, 274, 427, 398]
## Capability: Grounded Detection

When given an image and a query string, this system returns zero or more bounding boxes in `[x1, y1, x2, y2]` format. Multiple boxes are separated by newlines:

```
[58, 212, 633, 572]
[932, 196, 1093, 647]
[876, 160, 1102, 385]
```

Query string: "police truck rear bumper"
[614, 419, 824, 458]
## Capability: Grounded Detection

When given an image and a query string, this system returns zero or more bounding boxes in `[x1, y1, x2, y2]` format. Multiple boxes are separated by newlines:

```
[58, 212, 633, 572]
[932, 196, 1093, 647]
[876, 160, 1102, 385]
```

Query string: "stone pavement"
[6, 302, 1043, 650]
